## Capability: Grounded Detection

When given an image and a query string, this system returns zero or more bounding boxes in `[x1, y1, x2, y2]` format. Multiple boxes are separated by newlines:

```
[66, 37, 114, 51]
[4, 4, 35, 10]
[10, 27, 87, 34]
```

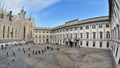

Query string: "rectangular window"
[100, 42, 102, 47]
[93, 32, 96, 39]
[99, 24, 102, 28]
[86, 26, 89, 29]
[106, 23, 109, 27]
[75, 33, 77, 38]
[107, 42, 109, 48]
[80, 33, 83, 39]
[92, 24, 96, 29]
[80, 26, 83, 30]
[70, 28, 73, 31]
[74, 27, 77, 30]
[36, 35, 37, 38]
[80, 41, 82, 45]
[100, 32, 103, 39]
[93, 42, 95, 47]
[66, 28, 68, 31]
[86, 41, 88, 46]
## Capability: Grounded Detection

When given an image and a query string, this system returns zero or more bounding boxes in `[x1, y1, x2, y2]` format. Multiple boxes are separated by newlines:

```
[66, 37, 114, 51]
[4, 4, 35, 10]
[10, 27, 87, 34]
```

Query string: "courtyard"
[0, 43, 115, 68]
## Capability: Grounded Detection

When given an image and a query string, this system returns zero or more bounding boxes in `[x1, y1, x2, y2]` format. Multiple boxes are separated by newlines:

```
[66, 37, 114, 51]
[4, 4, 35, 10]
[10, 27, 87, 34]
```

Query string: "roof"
[53, 16, 109, 29]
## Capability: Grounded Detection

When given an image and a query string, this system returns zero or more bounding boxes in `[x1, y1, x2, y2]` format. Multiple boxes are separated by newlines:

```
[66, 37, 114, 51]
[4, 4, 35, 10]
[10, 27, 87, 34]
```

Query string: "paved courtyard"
[0, 43, 115, 68]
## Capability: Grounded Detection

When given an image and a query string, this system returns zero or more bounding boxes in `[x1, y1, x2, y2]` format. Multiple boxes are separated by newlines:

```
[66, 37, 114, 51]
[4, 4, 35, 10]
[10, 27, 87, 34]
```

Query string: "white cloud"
[0, 0, 60, 15]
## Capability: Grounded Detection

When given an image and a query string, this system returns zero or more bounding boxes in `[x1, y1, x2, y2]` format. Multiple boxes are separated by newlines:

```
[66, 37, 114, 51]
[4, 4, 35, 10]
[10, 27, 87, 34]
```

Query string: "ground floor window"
[86, 41, 88, 46]
[100, 42, 102, 47]
[107, 42, 109, 48]
[93, 42, 95, 47]
[80, 41, 82, 45]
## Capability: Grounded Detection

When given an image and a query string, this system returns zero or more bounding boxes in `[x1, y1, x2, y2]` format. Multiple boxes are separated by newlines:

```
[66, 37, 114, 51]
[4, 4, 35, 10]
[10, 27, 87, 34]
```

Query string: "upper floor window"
[80, 33, 83, 39]
[80, 26, 83, 30]
[106, 23, 110, 27]
[75, 33, 77, 38]
[99, 24, 103, 28]
[70, 28, 73, 31]
[74, 27, 77, 30]
[39, 35, 41, 38]
[93, 32, 96, 39]
[66, 28, 68, 31]
[46, 35, 49, 38]
[92, 24, 96, 29]
[35, 35, 37, 38]
[106, 31, 110, 39]
[100, 32, 103, 39]
[71, 34, 72, 38]
[86, 26, 89, 29]
[86, 32, 89, 39]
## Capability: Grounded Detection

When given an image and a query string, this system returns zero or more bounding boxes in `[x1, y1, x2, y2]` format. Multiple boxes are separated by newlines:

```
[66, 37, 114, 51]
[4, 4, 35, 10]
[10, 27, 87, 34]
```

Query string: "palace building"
[34, 16, 111, 49]
[0, 7, 35, 45]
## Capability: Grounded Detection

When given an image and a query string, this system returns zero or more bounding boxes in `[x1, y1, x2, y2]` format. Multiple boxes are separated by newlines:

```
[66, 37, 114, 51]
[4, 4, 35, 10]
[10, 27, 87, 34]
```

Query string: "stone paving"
[0, 43, 115, 68]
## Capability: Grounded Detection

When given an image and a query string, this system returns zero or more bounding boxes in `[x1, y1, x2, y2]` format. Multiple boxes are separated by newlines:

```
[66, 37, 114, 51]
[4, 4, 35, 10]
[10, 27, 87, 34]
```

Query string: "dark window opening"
[93, 42, 95, 47]
[86, 41, 88, 46]
[107, 42, 109, 48]
[100, 42, 102, 47]
[80, 42, 82, 45]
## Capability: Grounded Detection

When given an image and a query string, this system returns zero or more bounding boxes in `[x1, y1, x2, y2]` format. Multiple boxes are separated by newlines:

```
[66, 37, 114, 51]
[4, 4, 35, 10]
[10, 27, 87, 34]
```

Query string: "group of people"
[64, 38, 79, 48]
[5, 45, 61, 58]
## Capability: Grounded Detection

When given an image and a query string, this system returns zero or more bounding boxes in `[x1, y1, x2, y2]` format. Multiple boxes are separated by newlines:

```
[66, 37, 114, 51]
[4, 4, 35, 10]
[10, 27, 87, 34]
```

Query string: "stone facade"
[0, 7, 35, 43]
[109, 0, 120, 67]
[34, 16, 111, 49]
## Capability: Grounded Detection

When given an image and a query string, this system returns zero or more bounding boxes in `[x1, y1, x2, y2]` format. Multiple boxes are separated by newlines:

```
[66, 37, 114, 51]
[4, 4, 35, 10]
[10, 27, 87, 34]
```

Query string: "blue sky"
[0, 0, 108, 27]
[35, 0, 108, 27]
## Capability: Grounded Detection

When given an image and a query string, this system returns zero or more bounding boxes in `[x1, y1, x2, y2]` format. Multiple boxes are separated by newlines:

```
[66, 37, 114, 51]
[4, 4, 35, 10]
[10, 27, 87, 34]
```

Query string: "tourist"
[28, 53, 31, 57]
[13, 52, 15, 56]
[18, 48, 20, 51]
[6, 52, 8, 56]
[28, 48, 30, 51]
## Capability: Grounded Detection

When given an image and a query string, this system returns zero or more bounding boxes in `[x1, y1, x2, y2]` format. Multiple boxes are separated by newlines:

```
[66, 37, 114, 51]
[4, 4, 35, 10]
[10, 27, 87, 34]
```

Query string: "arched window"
[106, 31, 110, 39]
[86, 32, 89, 39]
[93, 32, 96, 39]
[100, 32, 103, 39]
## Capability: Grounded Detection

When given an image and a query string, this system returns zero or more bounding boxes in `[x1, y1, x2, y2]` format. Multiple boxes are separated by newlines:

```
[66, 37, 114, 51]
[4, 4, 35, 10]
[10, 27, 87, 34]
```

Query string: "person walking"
[6, 52, 8, 56]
